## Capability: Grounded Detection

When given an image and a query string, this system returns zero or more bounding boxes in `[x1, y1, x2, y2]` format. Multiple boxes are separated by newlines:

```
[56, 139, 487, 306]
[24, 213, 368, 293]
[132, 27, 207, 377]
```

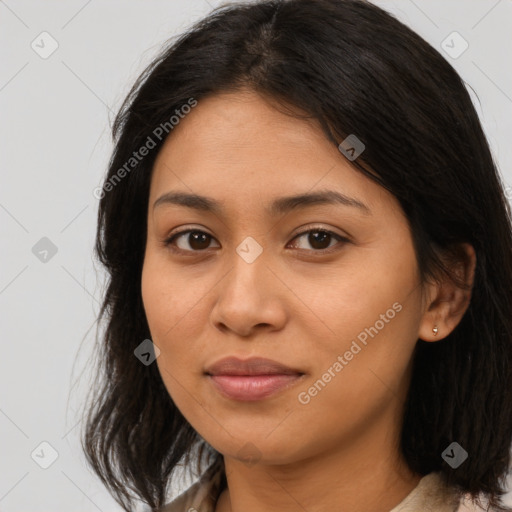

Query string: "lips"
[204, 356, 303, 376]
[204, 356, 305, 401]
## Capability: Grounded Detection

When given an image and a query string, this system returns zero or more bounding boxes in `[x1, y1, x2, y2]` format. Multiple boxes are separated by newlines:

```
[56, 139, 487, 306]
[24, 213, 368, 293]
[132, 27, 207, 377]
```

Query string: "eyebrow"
[153, 189, 371, 216]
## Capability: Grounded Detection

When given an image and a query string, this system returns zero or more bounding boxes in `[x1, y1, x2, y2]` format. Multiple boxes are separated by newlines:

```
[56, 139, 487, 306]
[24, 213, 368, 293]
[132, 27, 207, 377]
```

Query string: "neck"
[215, 414, 421, 512]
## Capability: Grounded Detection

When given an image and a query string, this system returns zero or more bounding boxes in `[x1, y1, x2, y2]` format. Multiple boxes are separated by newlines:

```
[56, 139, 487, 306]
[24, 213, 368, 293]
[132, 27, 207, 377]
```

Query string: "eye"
[287, 227, 349, 253]
[163, 226, 349, 255]
[164, 229, 220, 253]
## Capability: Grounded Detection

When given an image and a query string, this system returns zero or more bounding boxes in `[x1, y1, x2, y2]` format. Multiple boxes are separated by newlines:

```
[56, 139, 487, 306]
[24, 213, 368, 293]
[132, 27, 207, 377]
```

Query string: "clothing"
[159, 456, 468, 512]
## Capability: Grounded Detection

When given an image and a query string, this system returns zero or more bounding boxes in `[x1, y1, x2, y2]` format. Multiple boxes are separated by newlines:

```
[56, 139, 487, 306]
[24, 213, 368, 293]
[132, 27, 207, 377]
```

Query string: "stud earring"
[432, 326, 439, 336]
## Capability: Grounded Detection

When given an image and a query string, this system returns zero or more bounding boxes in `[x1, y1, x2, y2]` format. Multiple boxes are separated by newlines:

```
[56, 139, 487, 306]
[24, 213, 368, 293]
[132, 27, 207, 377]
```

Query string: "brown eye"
[289, 229, 347, 252]
[164, 227, 348, 255]
[186, 231, 212, 250]
[165, 230, 219, 252]
[307, 231, 331, 250]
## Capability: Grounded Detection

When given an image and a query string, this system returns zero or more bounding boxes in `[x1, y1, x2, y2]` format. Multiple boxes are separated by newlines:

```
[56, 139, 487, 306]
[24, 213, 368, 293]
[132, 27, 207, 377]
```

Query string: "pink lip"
[205, 356, 305, 401]
[205, 356, 303, 376]
[208, 374, 304, 401]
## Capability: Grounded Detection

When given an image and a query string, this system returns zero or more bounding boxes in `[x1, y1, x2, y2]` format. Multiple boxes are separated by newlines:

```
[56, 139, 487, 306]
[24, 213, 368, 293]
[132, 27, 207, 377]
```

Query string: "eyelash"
[162, 226, 350, 256]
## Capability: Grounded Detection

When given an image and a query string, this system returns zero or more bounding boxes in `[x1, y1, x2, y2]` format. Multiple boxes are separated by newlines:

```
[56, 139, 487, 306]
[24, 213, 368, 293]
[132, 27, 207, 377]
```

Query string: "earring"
[432, 326, 439, 336]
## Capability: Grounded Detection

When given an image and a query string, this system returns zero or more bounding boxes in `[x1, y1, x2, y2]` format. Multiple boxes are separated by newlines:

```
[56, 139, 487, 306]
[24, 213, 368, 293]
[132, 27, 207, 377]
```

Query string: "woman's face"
[141, 89, 429, 466]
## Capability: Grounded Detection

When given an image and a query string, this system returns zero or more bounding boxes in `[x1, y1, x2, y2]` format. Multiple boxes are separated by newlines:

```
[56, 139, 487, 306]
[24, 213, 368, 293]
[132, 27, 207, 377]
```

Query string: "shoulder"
[390, 471, 502, 512]
[390, 472, 462, 512]
[158, 457, 225, 512]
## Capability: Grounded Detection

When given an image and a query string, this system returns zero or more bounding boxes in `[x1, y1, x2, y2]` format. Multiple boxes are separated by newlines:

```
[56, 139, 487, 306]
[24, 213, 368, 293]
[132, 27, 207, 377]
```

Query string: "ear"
[418, 243, 476, 342]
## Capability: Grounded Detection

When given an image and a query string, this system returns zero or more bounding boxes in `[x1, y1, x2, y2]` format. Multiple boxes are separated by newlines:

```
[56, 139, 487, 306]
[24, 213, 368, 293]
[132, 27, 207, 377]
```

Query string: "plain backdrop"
[1, 0, 511, 510]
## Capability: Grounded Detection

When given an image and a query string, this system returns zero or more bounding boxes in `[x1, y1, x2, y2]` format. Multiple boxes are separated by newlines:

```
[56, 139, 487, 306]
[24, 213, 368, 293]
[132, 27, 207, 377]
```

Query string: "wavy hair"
[81, 0, 512, 510]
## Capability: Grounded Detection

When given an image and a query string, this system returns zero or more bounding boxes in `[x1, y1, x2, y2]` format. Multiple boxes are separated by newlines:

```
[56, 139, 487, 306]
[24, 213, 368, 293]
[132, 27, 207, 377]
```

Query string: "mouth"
[204, 356, 306, 401]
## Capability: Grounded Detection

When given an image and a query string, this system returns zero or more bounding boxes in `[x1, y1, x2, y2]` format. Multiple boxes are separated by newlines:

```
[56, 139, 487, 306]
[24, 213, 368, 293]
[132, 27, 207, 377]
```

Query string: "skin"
[141, 88, 476, 512]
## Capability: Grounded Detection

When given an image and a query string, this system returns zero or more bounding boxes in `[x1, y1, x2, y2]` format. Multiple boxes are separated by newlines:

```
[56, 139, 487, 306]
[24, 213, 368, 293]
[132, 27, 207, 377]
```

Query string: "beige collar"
[159, 458, 462, 512]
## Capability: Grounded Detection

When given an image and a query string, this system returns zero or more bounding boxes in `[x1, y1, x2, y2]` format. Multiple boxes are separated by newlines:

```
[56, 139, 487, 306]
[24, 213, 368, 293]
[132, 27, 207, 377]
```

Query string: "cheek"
[293, 250, 422, 404]
[141, 253, 205, 343]
[297, 258, 417, 347]
[292, 301, 419, 451]
[303, 288, 421, 422]
[141, 261, 172, 341]
[141, 254, 211, 398]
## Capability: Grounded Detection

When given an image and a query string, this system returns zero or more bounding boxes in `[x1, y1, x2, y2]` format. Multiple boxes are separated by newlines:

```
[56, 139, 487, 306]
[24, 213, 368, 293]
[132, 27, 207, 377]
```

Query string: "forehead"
[149, 89, 398, 219]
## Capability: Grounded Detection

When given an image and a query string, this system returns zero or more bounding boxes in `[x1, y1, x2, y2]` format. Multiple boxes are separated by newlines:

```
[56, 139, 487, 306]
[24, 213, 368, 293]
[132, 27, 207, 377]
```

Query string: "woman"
[81, 0, 512, 511]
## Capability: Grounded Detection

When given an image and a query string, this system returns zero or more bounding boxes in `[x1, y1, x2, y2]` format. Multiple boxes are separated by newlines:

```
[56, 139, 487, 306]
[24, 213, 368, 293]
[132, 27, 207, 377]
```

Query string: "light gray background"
[1, 1, 511, 510]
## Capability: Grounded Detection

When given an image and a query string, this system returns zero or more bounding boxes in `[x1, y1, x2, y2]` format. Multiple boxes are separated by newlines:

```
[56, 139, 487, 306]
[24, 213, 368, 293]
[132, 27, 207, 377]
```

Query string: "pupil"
[309, 231, 330, 249]
[190, 232, 210, 250]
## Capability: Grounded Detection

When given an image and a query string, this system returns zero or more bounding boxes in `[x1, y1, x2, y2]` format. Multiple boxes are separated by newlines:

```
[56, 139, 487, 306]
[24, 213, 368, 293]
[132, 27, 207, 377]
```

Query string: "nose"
[209, 244, 288, 338]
